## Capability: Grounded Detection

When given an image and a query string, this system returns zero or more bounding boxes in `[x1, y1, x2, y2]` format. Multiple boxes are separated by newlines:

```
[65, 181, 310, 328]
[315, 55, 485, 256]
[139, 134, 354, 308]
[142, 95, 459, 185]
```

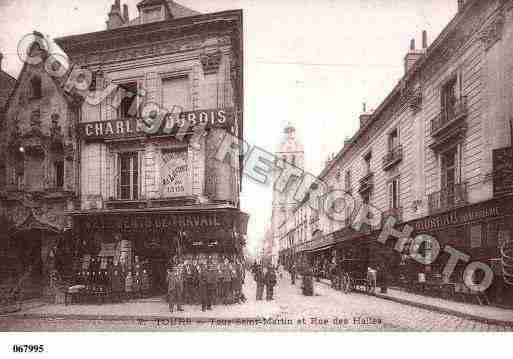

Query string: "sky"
[0, 0, 458, 257]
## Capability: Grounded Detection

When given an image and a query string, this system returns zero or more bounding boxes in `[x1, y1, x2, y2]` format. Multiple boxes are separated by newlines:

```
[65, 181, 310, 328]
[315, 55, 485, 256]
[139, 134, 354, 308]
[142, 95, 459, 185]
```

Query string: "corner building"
[8, 0, 246, 296]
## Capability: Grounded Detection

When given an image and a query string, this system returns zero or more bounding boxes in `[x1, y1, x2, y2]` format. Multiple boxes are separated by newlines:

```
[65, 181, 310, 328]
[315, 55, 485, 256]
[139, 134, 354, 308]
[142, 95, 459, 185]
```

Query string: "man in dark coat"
[110, 261, 125, 302]
[198, 262, 209, 311]
[183, 260, 194, 304]
[198, 258, 218, 311]
[264, 265, 277, 301]
[232, 260, 244, 303]
[302, 265, 314, 296]
[219, 258, 233, 304]
[167, 268, 184, 312]
[253, 264, 265, 300]
[290, 262, 297, 285]
[191, 259, 200, 304]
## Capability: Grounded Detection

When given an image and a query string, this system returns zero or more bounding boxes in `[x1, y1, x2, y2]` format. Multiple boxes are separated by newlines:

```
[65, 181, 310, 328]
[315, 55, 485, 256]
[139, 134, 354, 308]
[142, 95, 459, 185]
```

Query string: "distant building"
[269, 123, 304, 266]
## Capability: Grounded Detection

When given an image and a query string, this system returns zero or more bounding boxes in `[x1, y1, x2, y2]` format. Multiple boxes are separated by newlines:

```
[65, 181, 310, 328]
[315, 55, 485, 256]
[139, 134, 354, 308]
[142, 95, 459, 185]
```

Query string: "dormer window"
[142, 5, 163, 23]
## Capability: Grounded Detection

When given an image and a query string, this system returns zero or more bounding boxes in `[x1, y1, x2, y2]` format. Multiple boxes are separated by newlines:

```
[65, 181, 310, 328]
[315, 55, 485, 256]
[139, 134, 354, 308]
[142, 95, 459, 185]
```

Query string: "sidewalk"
[316, 277, 513, 327]
[1, 275, 281, 323]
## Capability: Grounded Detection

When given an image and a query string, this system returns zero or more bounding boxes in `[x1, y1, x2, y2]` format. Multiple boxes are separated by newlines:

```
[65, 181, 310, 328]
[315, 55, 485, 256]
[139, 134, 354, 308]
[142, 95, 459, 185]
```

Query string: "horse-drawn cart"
[340, 259, 376, 294]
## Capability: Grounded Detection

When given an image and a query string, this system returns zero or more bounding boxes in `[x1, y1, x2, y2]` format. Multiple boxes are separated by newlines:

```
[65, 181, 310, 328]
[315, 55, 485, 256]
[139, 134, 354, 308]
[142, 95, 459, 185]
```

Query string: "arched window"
[30, 76, 42, 99]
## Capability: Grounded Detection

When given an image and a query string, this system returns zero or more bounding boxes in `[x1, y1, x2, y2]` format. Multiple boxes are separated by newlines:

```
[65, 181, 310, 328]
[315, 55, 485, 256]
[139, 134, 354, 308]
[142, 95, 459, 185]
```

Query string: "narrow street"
[1, 273, 511, 331]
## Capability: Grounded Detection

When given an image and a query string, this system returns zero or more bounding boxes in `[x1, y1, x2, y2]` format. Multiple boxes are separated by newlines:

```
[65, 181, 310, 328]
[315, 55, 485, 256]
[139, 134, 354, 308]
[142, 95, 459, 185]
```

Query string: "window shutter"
[456, 68, 463, 100]
[388, 181, 393, 209]
[456, 144, 462, 184]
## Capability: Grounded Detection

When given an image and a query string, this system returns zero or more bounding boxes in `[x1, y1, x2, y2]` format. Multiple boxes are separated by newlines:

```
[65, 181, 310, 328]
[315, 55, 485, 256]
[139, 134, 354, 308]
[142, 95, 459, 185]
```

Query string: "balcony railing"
[382, 145, 403, 171]
[427, 182, 468, 214]
[430, 96, 468, 136]
[358, 172, 374, 194]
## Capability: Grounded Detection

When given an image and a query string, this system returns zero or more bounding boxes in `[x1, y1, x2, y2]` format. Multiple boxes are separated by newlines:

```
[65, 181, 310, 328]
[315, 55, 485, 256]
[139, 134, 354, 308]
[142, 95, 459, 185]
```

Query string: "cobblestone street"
[2, 273, 512, 331]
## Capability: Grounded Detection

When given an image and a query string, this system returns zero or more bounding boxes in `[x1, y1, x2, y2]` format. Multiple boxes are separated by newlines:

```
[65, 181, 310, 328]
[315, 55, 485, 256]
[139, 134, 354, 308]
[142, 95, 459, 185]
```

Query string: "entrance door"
[140, 248, 168, 295]
[14, 230, 44, 299]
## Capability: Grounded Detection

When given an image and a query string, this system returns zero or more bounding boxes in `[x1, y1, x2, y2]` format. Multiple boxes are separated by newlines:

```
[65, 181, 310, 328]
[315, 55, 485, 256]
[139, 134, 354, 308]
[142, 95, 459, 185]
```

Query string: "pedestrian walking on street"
[253, 263, 265, 300]
[264, 265, 277, 301]
[290, 263, 296, 285]
[301, 265, 314, 296]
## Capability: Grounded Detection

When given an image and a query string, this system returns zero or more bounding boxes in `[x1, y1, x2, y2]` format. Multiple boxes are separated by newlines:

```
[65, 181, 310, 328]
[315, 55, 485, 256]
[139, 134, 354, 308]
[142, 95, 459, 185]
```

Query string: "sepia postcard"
[0, 0, 513, 339]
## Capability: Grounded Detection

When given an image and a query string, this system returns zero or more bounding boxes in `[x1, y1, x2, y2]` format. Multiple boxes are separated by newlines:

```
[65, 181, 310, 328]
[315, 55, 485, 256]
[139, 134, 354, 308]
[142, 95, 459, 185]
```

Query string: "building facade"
[0, 0, 246, 298]
[278, 0, 513, 299]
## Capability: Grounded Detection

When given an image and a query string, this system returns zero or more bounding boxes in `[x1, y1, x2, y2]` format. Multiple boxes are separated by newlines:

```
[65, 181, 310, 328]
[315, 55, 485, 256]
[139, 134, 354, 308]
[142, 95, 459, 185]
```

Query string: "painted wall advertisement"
[161, 149, 188, 197]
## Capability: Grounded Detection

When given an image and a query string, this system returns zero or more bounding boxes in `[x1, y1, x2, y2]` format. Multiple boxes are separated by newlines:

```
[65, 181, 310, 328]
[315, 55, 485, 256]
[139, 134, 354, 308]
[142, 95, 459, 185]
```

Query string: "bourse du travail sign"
[81, 212, 228, 234]
[79, 108, 233, 141]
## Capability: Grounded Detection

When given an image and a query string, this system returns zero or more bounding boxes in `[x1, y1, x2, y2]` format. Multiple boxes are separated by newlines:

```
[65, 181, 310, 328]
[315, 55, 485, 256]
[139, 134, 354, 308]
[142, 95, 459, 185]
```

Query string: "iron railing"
[358, 172, 374, 193]
[430, 96, 468, 136]
[427, 182, 468, 213]
[382, 145, 403, 170]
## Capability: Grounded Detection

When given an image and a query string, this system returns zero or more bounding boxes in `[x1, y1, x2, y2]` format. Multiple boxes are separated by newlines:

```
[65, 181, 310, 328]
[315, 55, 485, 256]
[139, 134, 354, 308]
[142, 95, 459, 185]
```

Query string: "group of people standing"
[167, 256, 245, 312]
[251, 263, 278, 301]
[74, 257, 151, 301]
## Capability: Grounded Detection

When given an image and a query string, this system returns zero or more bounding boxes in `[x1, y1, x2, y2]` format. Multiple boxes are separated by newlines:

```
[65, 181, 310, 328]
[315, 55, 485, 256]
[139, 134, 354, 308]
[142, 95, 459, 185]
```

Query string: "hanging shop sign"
[79, 108, 233, 141]
[161, 149, 188, 197]
[493, 146, 513, 197]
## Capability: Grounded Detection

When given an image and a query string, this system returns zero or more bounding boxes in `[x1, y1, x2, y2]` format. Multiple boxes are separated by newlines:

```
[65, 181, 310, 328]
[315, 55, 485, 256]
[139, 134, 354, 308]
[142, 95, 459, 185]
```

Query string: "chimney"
[123, 4, 129, 23]
[404, 37, 424, 74]
[457, 0, 465, 12]
[106, 0, 126, 30]
[422, 30, 428, 49]
[359, 102, 372, 127]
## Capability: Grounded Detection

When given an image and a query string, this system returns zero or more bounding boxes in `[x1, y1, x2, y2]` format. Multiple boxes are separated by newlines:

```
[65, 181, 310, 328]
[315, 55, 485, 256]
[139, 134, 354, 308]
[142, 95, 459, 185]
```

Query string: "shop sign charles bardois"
[79, 108, 233, 141]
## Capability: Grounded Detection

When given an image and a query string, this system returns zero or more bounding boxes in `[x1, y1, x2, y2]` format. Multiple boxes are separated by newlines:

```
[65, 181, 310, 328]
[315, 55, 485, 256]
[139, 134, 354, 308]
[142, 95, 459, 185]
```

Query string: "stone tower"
[270, 122, 304, 264]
